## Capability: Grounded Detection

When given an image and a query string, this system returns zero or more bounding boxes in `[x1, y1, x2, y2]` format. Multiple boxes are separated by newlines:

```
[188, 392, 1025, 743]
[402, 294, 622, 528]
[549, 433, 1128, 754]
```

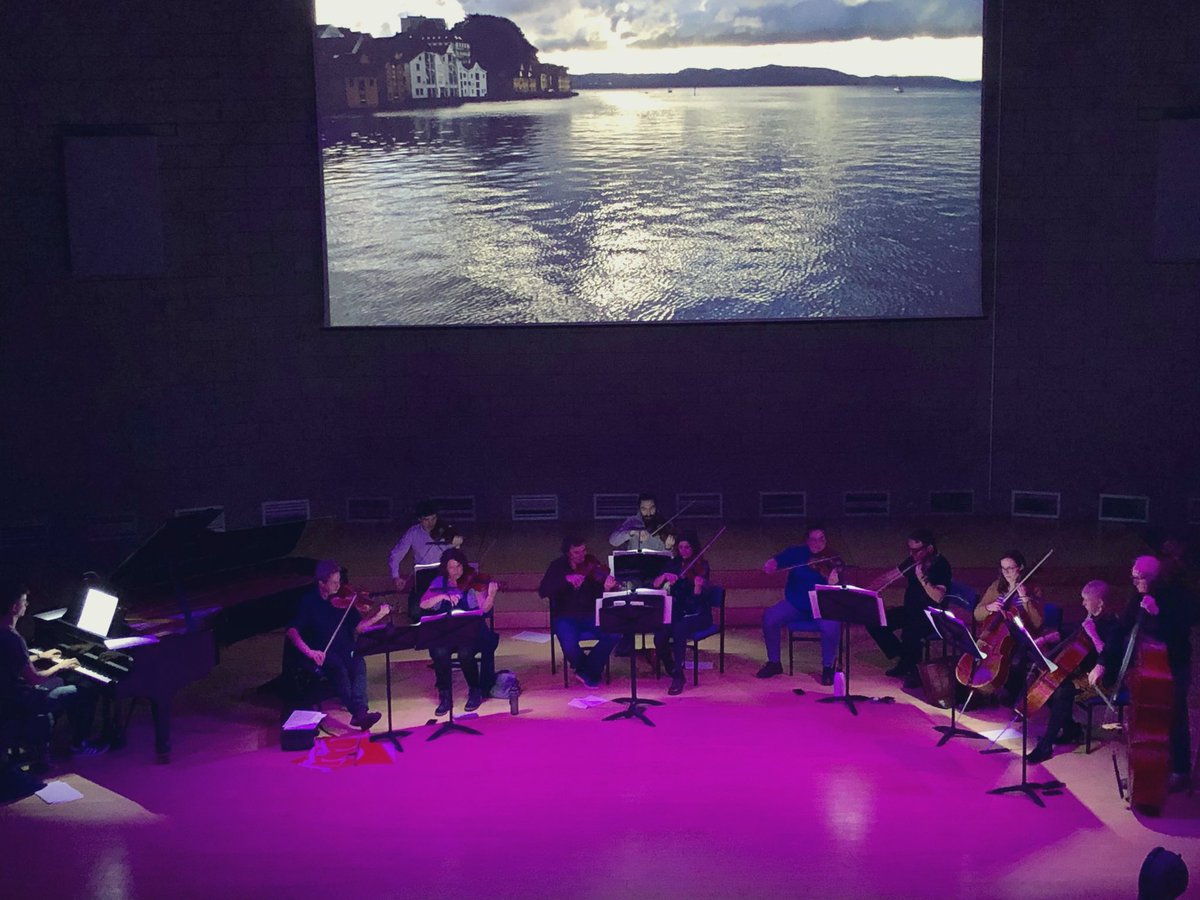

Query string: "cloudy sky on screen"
[316, 0, 983, 80]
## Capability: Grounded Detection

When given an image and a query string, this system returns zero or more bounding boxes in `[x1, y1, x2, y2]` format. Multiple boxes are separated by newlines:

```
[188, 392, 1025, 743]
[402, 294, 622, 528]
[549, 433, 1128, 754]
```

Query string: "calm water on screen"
[320, 86, 981, 326]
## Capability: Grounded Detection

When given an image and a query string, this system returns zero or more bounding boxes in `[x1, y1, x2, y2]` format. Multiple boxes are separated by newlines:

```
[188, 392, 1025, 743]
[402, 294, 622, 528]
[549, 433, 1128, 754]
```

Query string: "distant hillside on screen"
[573, 65, 979, 90]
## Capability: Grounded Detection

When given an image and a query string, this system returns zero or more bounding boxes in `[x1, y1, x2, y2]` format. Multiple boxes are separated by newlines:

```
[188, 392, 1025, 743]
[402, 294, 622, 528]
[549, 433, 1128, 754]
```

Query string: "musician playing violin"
[539, 537, 619, 689]
[866, 529, 952, 688]
[757, 526, 841, 685]
[389, 500, 465, 620]
[1024, 579, 1118, 764]
[286, 560, 389, 731]
[419, 548, 498, 716]
[609, 493, 676, 553]
[652, 531, 714, 696]
[1090, 555, 1196, 790]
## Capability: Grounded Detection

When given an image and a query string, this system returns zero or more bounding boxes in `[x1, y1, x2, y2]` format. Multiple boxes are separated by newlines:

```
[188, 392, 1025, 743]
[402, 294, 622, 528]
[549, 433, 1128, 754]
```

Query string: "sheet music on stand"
[808, 584, 887, 627]
[597, 588, 672, 627]
[609, 550, 672, 589]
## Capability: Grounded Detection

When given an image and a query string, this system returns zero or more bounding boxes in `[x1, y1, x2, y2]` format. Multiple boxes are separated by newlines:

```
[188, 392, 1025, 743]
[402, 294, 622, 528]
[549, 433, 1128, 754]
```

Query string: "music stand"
[609, 550, 672, 589]
[810, 584, 889, 716]
[924, 608, 987, 746]
[415, 611, 487, 741]
[355, 622, 418, 751]
[985, 614, 1064, 807]
[597, 589, 670, 727]
[408, 562, 441, 620]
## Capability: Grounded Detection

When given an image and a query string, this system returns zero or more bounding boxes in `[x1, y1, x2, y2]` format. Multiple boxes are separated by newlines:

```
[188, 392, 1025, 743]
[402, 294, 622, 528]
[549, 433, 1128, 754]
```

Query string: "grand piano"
[32, 509, 316, 759]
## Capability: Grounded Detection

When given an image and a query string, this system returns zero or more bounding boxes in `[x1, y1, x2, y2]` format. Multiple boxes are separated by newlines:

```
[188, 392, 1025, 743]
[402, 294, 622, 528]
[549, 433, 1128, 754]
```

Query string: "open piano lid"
[110, 509, 316, 642]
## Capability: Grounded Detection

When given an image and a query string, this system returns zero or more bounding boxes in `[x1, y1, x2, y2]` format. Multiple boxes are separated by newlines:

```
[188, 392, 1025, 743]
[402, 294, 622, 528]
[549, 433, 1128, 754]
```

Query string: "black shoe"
[820, 667, 835, 686]
[69, 740, 109, 757]
[574, 670, 600, 689]
[885, 663, 911, 678]
[349, 711, 382, 731]
[464, 689, 483, 712]
[756, 662, 784, 679]
[435, 693, 452, 716]
[1054, 722, 1084, 745]
[668, 671, 685, 695]
[1025, 743, 1053, 765]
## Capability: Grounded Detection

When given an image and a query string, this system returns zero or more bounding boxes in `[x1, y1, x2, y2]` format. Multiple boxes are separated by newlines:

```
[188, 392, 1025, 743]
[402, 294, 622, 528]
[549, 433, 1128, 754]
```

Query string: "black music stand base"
[935, 701, 986, 746]
[369, 650, 414, 751]
[428, 689, 482, 742]
[984, 683, 1064, 807]
[816, 624, 874, 717]
[606, 651, 663, 727]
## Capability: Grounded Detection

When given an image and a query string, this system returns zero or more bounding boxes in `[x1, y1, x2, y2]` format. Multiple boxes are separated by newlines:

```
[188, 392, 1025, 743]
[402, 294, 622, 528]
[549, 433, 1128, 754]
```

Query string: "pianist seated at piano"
[1, 580, 107, 766]
[419, 548, 499, 716]
[285, 561, 389, 732]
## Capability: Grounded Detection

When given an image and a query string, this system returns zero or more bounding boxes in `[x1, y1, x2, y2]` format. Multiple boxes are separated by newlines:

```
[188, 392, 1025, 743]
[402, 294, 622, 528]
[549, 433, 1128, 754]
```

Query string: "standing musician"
[389, 500, 464, 620]
[866, 529, 952, 688]
[1025, 580, 1118, 763]
[974, 550, 1047, 702]
[539, 537, 619, 689]
[1090, 555, 1196, 791]
[419, 548, 499, 715]
[651, 531, 714, 696]
[609, 493, 676, 553]
[757, 526, 842, 686]
[286, 560, 389, 731]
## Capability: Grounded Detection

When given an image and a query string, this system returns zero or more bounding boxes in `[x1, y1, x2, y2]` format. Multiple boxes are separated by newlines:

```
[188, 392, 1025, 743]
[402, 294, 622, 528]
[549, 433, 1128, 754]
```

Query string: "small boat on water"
[894, 86, 904, 93]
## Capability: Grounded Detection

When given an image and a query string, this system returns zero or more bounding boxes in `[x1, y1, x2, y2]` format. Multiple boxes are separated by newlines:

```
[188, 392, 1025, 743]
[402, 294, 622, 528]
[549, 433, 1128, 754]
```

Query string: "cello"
[1024, 618, 1113, 716]
[955, 549, 1053, 693]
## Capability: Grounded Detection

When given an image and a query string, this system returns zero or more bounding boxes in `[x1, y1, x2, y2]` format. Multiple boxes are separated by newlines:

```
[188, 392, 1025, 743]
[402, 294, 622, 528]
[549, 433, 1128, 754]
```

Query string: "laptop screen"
[76, 587, 119, 638]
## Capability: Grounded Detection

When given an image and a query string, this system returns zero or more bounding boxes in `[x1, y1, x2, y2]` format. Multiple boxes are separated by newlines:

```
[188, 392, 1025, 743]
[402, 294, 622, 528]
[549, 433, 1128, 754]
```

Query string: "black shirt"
[895, 554, 952, 609]
[0, 626, 31, 702]
[290, 586, 360, 661]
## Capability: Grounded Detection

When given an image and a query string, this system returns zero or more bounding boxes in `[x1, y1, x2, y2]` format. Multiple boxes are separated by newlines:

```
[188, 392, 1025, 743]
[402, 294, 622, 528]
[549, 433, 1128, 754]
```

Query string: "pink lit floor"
[6, 629, 1200, 899]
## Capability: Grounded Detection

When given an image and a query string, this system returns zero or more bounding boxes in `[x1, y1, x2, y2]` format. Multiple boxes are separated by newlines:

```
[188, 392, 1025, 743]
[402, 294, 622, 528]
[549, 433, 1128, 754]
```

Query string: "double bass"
[1112, 610, 1172, 814]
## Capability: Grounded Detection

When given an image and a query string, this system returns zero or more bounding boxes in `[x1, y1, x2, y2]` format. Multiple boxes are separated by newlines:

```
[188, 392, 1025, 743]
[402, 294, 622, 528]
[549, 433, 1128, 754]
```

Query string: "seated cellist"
[1025, 580, 1118, 764]
[975, 550, 1046, 703]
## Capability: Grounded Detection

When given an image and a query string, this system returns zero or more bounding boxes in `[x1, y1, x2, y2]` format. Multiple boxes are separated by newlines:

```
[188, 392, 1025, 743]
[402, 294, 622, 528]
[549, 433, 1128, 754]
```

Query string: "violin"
[331, 584, 395, 616]
[807, 552, 845, 583]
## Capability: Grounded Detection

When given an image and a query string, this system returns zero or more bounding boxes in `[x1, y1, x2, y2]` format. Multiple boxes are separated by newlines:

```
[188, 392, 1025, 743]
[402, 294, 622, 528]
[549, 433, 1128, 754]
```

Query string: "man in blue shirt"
[756, 527, 841, 685]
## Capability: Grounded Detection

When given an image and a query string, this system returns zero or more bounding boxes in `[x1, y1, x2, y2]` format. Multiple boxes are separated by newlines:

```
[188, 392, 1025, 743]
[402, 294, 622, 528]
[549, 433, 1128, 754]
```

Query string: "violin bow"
[997, 548, 1054, 610]
[649, 500, 696, 539]
[678, 526, 728, 579]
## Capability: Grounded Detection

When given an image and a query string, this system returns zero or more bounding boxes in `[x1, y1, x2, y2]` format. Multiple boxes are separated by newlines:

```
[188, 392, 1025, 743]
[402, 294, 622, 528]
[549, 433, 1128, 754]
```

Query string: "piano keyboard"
[73, 664, 113, 684]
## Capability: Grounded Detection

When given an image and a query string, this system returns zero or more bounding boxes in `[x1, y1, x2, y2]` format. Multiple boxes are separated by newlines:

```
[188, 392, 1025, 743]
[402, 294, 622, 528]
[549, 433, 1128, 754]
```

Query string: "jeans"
[321, 652, 368, 718]
[762, 599, 838, 667]
[554, 615, 619, 681]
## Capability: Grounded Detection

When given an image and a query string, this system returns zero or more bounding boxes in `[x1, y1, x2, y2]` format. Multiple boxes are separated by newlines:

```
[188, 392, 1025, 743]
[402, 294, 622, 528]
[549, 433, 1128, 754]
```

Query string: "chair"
[548, 605, 611, 687]
[787, 625, 823, 676]
[1077, 690, 1128, 754]
[279, 640, 337, 720]
[685, 586, 726, 686]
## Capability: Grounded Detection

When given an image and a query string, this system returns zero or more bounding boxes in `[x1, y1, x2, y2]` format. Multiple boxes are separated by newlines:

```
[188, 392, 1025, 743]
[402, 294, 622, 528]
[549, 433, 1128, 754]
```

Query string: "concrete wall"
[1, 2, 1197, 549]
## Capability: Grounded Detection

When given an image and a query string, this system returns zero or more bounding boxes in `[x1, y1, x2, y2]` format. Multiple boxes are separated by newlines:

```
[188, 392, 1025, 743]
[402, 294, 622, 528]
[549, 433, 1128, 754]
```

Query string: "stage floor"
[5, 627, 1200, 899]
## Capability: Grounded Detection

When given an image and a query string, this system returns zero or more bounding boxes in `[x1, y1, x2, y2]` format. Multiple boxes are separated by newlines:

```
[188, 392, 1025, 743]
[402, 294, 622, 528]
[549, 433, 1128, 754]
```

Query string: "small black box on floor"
[280, 710, 323, 751]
